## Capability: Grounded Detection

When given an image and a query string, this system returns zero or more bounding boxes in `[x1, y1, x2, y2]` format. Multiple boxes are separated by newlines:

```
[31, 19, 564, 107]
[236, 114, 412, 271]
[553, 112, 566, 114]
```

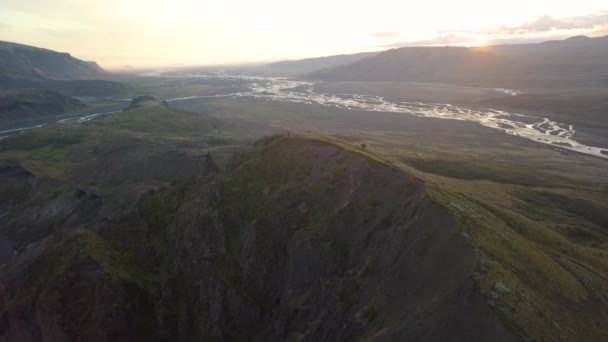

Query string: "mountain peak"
[128, 95, 169, 110]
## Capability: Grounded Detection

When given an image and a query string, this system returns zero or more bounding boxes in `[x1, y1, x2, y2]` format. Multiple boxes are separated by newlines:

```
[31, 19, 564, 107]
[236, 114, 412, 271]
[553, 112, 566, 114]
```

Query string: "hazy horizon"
[1, 0, 607, 69]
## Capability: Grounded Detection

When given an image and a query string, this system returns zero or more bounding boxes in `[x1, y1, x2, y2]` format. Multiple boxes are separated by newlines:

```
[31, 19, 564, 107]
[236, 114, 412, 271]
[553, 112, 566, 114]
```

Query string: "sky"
[0, 0, 607, 69]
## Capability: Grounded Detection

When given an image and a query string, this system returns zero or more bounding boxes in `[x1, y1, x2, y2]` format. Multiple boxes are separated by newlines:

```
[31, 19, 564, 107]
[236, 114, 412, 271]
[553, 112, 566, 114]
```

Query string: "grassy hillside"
[0, 101, 607, 340]
[292, 133, 608, 339]
[0, 88, 85, 123]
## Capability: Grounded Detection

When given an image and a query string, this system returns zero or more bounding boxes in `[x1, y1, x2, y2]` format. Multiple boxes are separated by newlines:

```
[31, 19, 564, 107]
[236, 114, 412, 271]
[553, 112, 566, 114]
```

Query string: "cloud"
[371, 32, 401, 39]
[375, 11, 608, 49]
[379, 34, 473, 48]
[499, 11, 608, 34]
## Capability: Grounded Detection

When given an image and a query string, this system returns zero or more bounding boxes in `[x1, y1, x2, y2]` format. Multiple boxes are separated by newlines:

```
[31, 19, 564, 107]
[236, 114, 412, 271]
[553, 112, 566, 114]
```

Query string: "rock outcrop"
[0, 135, 520, 341]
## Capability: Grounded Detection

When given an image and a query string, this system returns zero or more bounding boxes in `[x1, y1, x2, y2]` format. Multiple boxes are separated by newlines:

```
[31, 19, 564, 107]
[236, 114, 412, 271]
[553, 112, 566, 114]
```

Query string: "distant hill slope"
[0, 41, 128, 107]
[0, 89, 85, 123]
[310, 35, 608, 88]
[263, 51, 379, 76]
[0, 41, 108, 81]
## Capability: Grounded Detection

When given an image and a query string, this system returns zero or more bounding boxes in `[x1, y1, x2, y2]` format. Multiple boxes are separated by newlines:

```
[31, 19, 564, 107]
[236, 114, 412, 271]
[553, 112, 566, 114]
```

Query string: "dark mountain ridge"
[0, 41, 108, 82]
[263, 51, 380, 76]
[0, 123, 520, 341]
[309, 35, 608, 89]
[0, 42, 128, 123]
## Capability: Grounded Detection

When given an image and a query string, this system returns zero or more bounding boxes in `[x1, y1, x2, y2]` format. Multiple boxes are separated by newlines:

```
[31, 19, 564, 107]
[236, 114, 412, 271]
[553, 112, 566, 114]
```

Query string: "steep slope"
[0, 41, 108, 81]
[0, 131, 519, 341]
[310, 35, 608, 88]
[0, 102, 607, 341]
[159, 135, 519, 341]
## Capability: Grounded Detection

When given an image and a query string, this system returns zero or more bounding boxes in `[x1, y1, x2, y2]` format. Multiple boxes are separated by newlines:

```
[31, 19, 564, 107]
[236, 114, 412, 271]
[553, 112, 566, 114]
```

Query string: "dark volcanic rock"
[159, 136, 521, 341]
[0, 160, 52, 207]
[0, 231, 160, 342]
[0, 161, 32, 179]
[128, 95, 168, 110]
[0, 89, 85, 122]
[0, 136, 522, 341]
[203, 153, 220, 174]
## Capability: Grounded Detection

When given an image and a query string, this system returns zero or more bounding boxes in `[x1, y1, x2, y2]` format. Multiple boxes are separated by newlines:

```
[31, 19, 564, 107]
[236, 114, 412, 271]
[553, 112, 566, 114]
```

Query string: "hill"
[263, 51, 379, 76]
[0, 101, 607, 341]
[0, 89, 85, 123]
[0, 41, 108, 82]
[0, 42, 128, 123]
[309, 35, 608, 89]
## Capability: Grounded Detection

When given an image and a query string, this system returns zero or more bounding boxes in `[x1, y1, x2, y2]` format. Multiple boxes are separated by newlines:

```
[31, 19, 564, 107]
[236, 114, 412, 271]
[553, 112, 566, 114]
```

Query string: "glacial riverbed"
[2, 74, 607, 160]
[165, 74, 608, 160]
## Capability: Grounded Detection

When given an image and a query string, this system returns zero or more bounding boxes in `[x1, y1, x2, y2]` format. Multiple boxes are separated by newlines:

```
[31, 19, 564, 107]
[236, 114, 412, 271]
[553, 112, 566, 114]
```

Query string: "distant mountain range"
[0, 41, 108, 82]
[270, 35, 608, 89]
[0, 41, 126, 123]
[263, 51, 379, 76]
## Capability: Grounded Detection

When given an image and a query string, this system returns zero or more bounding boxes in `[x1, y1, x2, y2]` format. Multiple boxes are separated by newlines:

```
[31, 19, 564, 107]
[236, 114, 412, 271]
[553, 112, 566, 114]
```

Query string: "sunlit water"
[2, 74, 606, 160]
[166, 75, 607, 160]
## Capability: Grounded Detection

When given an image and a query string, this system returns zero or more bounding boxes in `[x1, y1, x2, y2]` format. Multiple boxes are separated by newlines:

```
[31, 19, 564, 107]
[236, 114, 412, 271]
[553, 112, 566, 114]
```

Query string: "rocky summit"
[0, 132, 517, 341]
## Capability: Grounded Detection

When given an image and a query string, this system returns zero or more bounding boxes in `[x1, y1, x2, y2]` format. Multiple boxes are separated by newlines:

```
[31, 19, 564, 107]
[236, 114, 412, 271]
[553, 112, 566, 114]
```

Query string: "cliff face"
[160, 136, 518, 341]
[0, 134, 519, 341]
[0, 41, 107, 81]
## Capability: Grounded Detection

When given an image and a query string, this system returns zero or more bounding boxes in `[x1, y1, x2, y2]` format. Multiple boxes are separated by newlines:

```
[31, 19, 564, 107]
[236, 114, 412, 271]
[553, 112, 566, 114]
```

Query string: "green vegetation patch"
[210, 255, 242, 288]
[20, 230, 159, 307]
[404, 157, 576, 188]
[357, 302, 379, 325]
[283, 134, 608, 341]
[86, 230, 160, 294]
[428, 183, 608, 341]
